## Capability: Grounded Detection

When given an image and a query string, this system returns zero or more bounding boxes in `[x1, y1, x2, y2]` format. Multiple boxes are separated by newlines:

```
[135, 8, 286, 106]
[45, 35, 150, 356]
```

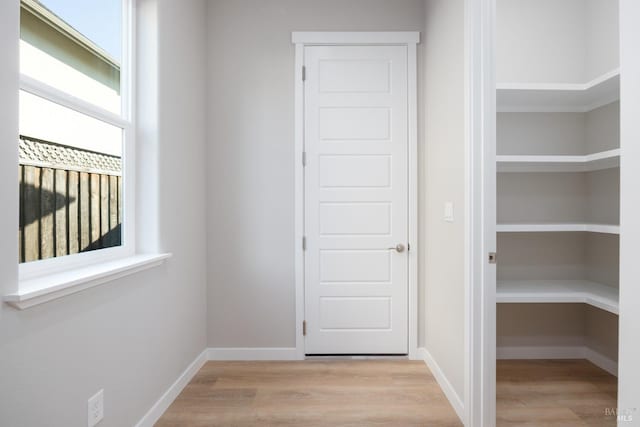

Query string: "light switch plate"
[88, 389, 104, 427]
[444, 202, 454, 222]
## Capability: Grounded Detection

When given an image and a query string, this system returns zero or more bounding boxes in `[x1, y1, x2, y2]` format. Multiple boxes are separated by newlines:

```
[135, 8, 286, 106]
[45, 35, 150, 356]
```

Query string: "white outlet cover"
[88, 389, 104, 427]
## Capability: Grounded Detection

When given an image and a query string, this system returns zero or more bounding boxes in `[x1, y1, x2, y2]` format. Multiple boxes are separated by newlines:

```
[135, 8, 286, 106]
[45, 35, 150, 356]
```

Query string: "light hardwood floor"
[497, 360, 618, 427]
[157, 359, 617, 426]
[156, 360, 462, 427]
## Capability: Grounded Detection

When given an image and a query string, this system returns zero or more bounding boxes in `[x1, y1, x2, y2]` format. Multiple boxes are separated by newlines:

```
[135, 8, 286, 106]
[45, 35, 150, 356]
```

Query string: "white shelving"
[495, 0, 621, 383]
[497, 69, 620, 113]
[497, 280, 619, 315]
[497, 223, 620, 234]
[497, 149, 620, 173]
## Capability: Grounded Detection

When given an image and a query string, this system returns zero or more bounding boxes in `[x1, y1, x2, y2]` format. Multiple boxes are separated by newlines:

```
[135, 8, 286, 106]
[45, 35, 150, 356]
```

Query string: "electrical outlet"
[88, 389, 104, 427]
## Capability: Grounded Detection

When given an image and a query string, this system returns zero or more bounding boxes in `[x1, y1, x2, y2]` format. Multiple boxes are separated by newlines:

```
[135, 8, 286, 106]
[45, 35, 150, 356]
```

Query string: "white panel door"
[304, 45, 409, 354]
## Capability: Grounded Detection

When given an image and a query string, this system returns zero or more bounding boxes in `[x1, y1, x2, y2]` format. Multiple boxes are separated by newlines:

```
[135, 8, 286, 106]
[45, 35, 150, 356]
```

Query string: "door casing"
[292, 31, 420, 360]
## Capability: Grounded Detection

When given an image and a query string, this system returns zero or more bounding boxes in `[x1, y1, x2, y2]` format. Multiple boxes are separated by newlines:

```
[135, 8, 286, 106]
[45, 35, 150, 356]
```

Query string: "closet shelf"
[497, 223, 620, 234]
[497, 69, 620, 113]
[497, 149, 620, 173]
[497, 280, 619, 315]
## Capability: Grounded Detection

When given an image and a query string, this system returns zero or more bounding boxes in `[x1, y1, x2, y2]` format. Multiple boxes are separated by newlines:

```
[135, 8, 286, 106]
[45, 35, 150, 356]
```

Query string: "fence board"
[55, 169, 68, 257]
[90, 174, 101, 250]
[79, 172, 91, 251]
[68, 171, 80, 255]
[19, 166, 24, 264]
[20, 166, 121, 262]
[24, 166, 41, 262]
[109, 176, 118, 230]
[100, 175, 109, 246]
[39, 168, 55, 260]
[118, 176, 122, 225]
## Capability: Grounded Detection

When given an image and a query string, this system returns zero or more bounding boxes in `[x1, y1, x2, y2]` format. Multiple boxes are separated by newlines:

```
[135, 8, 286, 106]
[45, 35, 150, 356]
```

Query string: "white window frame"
[18, 0, 136, 280]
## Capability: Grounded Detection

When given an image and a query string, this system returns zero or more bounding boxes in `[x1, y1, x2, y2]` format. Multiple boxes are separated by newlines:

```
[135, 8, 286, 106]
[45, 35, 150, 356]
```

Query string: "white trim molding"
[207, 348, 299, 361]
[417, 347, 465, 423]
[497, 345, 585, 360]
[584, 347, 618, 377]
[293, 41, 305, 361]
[292, 31, 420, 359]
[497, 346, 618, 377]
[20, 75, 130, 130]
[406, 32, 420, 361]
[291, 31, 419, 45]
[135, 349, 208, 427]
[5, 253, 171, 310]
[465, 0, 497, 425]
[618, 0, 640, 415]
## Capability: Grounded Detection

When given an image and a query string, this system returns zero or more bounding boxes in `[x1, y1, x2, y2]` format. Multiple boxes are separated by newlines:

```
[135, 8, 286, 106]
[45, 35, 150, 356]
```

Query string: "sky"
[39, 0, 122, 62]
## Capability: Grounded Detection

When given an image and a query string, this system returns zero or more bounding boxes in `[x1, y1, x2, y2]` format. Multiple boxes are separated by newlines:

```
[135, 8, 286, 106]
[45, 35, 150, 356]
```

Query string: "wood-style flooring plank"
[156, 360, 462, 427]
[158, 359, 617, 426]
[497, 359, 618, 427]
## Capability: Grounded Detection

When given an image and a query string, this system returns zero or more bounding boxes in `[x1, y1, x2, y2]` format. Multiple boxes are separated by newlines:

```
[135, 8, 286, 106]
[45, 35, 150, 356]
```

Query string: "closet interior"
[496, 0, 620, 420]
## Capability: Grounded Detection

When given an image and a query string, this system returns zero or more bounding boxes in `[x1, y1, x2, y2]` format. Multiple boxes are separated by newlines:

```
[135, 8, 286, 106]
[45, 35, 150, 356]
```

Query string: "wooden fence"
[19, 165, 122, 263]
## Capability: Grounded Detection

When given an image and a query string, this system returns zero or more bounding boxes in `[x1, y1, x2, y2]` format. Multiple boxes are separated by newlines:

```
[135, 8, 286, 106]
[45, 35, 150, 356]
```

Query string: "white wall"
[497, 303, 586, 351]
[497, 0, 619, 84]
[498, 103, 620, 156]
[586, 0, 619, 81]
[423, 0, 466, 399]
[0, 1, 208, 426]
[497, 0, 587, 83]
[618, 0, 640, 420]
[585, 306, 618, 363]
[205, 0, 427, 348]
[498, 112, 586, 155]
[586, 102, 620, 153]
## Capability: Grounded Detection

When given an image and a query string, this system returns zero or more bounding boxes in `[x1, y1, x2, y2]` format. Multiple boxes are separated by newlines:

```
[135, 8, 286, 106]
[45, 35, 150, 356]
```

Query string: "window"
[18, 0, 133, 272]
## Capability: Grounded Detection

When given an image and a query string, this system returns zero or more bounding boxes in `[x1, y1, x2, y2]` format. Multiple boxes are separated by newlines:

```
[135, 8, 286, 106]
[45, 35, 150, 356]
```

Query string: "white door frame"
[466, 0, 497, 425]
[618, 0, 640, 419]
[292, 31, 420, 360]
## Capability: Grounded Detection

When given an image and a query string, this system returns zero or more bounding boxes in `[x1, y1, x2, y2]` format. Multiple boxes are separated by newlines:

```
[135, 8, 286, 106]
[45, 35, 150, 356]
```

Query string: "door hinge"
[302, 66, 306, 81]
[303, 320, 307, 336]
[488, 252, 497, 264]
[302, 236, 307, 251]
[302, 151, 307, 166]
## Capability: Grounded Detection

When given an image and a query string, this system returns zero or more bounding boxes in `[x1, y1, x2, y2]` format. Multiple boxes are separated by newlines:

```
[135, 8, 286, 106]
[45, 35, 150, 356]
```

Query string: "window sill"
[4, 253, 172, 310]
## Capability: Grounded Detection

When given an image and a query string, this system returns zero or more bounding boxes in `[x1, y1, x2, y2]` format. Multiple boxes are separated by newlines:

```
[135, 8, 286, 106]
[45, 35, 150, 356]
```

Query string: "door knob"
[389, 244, 406, 253]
